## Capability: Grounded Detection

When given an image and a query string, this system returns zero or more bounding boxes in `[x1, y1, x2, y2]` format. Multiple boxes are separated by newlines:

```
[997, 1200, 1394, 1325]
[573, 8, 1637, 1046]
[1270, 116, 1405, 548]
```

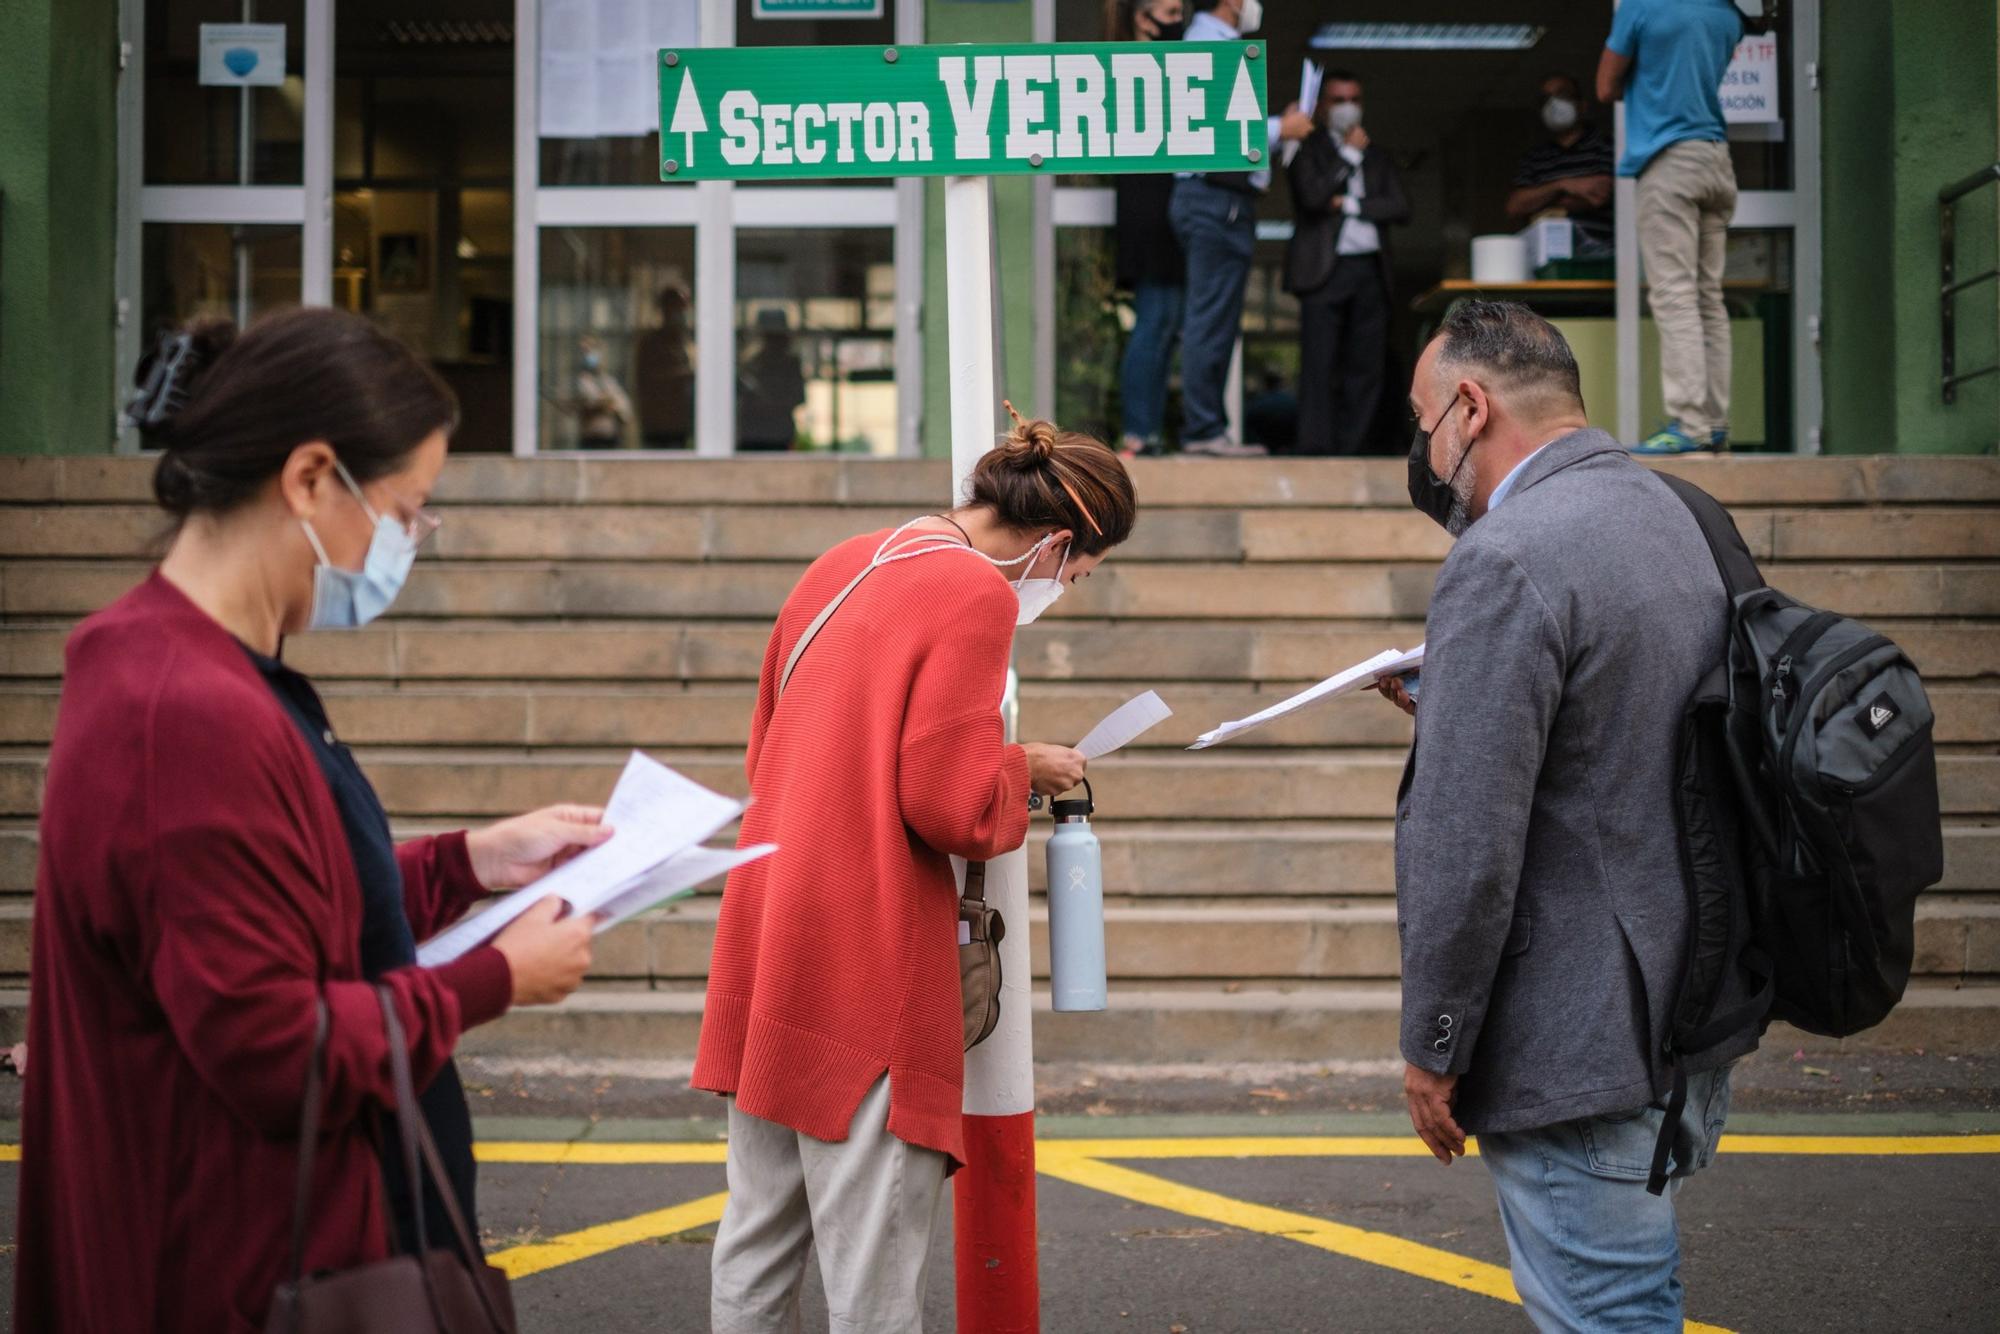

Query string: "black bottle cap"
[1052, 797, 1093, 820]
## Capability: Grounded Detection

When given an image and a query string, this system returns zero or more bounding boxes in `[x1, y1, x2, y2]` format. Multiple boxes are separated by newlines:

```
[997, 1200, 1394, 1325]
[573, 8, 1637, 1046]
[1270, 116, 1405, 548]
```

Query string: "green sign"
[752, 0, 883, 17]
[657, 41, 1269, 182]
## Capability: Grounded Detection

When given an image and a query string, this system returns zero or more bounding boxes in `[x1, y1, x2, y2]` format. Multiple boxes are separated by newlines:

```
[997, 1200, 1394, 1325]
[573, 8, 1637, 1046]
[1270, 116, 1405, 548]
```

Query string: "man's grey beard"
[1443, 440, 1478, 536]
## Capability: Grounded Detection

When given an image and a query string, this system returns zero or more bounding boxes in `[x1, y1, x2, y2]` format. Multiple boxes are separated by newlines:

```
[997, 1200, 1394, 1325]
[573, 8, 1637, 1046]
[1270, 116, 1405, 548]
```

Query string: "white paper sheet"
[593, 842, 779, 933]
[1188, 644, 1424, 750]
[416, 752, 745, 966]
[1076, 690, 1174, 761]
[1281, 59, 1324, 168]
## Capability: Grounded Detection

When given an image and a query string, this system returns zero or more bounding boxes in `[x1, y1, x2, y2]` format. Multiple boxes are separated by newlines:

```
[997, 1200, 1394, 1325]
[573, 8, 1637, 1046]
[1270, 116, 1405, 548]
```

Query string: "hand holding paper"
[417, 751, 748, 967]
[1189, 645, 1424, 750]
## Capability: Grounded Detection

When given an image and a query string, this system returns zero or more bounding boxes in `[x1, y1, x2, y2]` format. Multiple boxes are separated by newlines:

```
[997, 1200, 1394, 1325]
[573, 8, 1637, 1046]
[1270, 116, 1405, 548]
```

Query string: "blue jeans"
[1168, 179, 1257, 442]
[1119, 280, 1184, 444]
[1478, 1064, 1734, 1333]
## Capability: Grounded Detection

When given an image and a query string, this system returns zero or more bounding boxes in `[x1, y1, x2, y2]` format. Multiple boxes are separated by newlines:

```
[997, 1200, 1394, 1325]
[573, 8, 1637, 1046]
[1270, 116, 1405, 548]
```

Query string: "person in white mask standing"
[1282, 67, 1410, 455]
[697, 407, 1137, 1333]
[19, 307, 609, 1332]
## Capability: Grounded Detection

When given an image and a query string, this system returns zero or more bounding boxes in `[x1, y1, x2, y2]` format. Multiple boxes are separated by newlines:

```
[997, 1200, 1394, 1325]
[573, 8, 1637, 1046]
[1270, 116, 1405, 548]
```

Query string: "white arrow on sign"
[1225, 56, 1261, 157]
[670, 69, 707, 166]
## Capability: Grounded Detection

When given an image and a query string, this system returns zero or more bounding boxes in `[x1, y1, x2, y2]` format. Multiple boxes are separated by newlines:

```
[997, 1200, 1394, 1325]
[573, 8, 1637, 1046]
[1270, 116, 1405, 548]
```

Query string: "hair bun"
[1000, 400, 1058, 466]
[127, 317, 237, 440]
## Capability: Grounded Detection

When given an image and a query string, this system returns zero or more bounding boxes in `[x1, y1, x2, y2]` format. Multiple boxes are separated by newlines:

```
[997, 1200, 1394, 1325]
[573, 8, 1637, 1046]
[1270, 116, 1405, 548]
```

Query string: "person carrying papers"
[20, 310, 610, 1332]
[695, 411, 1138, 1333]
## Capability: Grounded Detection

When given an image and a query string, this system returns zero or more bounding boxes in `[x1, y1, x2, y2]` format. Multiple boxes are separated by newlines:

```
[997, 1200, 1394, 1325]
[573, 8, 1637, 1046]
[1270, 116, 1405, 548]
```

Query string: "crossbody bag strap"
[778, 561, 881, 700]
[963, 859, 988, 905]
[285, 999, 332, 1295]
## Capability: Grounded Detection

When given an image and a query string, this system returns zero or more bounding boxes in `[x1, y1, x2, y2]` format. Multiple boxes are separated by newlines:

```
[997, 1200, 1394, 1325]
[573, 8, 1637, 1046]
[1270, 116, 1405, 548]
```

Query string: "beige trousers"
[1637, 140, 1739, 438]
[710, 1076, 948, 1334]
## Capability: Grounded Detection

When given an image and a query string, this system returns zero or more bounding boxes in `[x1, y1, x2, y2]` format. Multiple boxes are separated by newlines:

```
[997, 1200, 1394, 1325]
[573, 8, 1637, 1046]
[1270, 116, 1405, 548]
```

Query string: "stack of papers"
[1281, 59, 1324, 168]
[1188, 645, 1423, 751]
[417, 751, 773, 966]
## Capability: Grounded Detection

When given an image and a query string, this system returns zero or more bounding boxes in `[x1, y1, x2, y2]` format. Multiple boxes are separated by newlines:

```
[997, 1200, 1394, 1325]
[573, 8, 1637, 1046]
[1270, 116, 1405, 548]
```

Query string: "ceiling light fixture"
[1308, 22, 1547, 51]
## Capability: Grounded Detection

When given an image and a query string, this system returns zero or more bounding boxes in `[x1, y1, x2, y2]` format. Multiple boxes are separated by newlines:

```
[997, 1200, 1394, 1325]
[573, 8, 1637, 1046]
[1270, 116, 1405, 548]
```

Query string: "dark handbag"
[265, 989, 517, 1334]
[778, 553, 1008, 1052]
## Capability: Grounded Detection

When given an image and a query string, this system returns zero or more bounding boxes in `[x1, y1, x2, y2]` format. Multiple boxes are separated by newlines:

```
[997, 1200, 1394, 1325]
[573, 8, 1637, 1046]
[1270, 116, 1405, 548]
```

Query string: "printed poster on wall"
[1720, 34, 1780, 123]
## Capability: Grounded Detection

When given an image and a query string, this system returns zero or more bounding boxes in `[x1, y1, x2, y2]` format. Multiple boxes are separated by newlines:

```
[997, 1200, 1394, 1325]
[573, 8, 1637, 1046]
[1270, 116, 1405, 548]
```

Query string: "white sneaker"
[1181, 437, 1269, 457]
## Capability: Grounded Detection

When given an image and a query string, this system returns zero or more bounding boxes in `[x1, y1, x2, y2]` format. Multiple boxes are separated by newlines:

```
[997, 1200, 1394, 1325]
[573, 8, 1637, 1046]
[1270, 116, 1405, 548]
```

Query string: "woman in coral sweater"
[18, 309, 606, 1332]
[696, 412, 1138, 1332]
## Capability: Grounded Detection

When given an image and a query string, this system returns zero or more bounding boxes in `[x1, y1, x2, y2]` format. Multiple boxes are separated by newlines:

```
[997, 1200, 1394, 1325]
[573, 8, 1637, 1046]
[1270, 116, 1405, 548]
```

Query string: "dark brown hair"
[967, 405, 1137, 557]
[135, 307, 458, 520]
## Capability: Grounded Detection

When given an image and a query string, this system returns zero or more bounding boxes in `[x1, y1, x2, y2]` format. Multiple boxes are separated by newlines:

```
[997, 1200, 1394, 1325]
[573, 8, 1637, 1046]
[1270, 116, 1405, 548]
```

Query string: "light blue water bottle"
[1047, 777, 1106, 1012]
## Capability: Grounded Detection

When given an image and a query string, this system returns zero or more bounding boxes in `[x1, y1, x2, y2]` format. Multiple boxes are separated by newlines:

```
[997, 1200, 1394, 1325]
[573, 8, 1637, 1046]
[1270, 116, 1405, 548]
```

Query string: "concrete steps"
[6, 895, 1992, 987]
[3, 454, 1997, 1065]
[4, 678, 1995, 747]
[4, 746, 1997, 824]
[4, 819, 1997, 900]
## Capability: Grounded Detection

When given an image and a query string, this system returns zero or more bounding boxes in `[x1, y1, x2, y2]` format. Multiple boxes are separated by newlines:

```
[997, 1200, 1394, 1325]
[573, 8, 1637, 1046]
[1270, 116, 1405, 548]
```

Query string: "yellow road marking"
[476, 1141, 730, 1165]
[1034, 1148, 1736, 1334]
[1043, 1137, 1460, 1160]
[0, 1145, 17, 1162]
[1714, 1134, 2000, 1155]
[487, 1191, 729, 1280]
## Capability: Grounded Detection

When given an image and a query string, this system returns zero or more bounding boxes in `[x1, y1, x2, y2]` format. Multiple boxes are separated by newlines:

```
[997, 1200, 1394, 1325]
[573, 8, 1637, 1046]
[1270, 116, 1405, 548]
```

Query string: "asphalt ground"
[1, 1047, 1996, 1332]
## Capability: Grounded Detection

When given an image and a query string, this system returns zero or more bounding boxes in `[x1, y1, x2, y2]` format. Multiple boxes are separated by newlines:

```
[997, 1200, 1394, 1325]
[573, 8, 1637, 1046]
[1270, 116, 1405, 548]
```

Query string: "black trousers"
[1295, 256, 1389, 456]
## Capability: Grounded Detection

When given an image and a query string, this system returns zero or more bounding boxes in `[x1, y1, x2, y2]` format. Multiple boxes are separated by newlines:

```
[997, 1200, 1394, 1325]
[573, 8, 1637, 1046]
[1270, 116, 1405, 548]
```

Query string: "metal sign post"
[659, 40, 1265, 1334]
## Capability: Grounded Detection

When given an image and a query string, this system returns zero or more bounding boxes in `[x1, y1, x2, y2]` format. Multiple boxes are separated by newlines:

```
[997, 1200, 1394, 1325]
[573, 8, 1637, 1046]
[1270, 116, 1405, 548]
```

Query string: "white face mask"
[299, 462, 421, 630]
[1009, 540, 1071, 627]
[1236, 0, 1263, 34]
[1542, 97, 1580, 133]
[870, 521, 1072, 627]
[1328, 101, 1363, 136]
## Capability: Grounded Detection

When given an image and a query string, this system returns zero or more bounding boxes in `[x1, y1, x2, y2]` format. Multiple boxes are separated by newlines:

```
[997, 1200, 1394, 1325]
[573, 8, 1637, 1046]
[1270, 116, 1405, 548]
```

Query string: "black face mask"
[1407, 394, 1476, 531]
[1144, 17, 1186, 40]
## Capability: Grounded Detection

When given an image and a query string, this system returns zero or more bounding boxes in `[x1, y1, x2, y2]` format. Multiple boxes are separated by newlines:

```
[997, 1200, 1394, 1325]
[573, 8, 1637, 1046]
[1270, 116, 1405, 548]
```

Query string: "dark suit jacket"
[1283, 131, 1410, 296]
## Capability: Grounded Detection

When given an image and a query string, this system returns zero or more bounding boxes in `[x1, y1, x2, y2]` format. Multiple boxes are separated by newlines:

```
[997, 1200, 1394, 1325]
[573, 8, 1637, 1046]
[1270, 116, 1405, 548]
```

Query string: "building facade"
[1, 0, 1995, 459]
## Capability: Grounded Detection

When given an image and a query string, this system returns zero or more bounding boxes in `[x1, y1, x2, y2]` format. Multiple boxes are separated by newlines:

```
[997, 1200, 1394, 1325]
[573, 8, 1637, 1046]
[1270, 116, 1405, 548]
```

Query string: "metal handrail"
[1939, 162, 2000, 403]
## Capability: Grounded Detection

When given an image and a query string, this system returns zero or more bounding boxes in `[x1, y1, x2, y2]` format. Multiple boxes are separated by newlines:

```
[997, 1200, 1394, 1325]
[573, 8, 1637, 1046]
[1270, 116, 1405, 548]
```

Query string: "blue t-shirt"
[1607, 0, 1745, 177]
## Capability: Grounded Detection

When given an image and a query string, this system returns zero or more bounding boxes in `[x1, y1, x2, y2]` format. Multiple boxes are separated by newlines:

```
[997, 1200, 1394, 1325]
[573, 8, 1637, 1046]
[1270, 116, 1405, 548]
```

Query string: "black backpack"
[1645, 474, 1945, 1193]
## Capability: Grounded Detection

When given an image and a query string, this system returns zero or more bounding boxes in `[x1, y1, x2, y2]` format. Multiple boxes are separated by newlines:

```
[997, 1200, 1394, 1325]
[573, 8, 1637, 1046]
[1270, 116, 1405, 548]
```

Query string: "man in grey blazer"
[1381, 301, 1762, 1331]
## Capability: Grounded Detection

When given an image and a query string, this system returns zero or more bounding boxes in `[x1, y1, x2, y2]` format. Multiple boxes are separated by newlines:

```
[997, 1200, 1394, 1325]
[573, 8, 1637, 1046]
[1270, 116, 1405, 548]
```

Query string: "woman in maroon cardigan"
[17, 310, 605, 1332]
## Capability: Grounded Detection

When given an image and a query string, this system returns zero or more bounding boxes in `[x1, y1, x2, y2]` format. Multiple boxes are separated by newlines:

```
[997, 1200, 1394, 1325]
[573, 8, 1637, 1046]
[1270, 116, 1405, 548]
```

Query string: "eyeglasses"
[336, 460, 443, 548]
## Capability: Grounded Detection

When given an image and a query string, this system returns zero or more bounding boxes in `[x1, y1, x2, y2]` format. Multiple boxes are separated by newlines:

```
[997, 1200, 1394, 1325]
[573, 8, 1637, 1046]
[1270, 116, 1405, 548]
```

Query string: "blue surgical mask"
[300, 463, 421, 630]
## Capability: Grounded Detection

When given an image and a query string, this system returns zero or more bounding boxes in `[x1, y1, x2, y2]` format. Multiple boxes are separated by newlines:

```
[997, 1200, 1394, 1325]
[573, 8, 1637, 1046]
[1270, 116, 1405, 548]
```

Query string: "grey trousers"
[711, 1076, 948, 1334]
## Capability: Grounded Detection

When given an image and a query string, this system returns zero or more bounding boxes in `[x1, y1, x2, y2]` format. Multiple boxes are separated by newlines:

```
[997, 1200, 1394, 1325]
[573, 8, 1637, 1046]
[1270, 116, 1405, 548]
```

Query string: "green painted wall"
[0, 0, 120, 455]
[921, 0, 1038, 463]
[1821, 0, 1999, 454]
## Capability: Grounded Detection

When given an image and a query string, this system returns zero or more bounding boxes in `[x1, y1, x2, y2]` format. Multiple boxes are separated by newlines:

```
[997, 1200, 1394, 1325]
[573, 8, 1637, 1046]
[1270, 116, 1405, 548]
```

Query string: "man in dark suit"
[1283, 69, 1409, 455]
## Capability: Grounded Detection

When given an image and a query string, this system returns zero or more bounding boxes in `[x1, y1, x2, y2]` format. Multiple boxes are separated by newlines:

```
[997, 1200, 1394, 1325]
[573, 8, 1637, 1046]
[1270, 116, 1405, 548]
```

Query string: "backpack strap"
[1655, 472, 1766, 601]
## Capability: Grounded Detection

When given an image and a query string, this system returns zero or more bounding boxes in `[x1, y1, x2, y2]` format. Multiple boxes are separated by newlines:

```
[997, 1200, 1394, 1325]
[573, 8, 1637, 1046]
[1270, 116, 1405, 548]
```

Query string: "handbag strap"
[782, 543, 991, 921]
[778, 560, 880, 700]
[286, 999, 332, 1291]
[376, 985, 511, 1334]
